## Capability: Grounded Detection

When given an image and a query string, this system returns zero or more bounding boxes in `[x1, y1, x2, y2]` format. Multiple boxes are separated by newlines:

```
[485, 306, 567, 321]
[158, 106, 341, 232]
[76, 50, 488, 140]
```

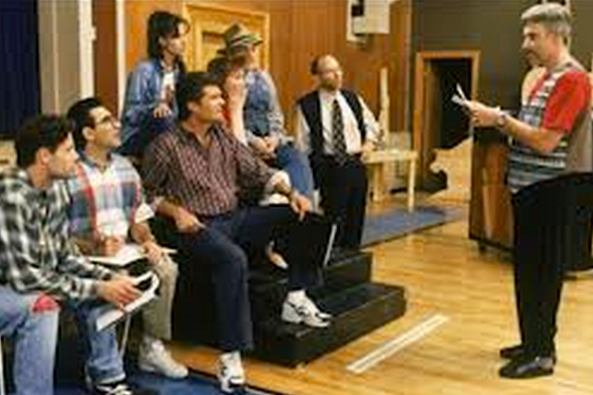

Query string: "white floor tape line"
[346, 314, 449, 374]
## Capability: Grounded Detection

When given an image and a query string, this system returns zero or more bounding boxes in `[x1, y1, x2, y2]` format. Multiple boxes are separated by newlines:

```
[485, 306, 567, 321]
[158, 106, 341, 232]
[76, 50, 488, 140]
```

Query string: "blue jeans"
[274, 143, 315, 201]
[170, 205, 327, 352]
[0, 286, 59, 395]
[67, 300, 126, 385]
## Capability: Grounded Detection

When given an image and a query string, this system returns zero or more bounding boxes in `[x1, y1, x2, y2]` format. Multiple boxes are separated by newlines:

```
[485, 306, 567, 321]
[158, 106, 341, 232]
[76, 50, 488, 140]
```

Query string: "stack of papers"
[87, 244, 176, 267]
[451, 83, 470, 109]
[95, 271, 160, 332]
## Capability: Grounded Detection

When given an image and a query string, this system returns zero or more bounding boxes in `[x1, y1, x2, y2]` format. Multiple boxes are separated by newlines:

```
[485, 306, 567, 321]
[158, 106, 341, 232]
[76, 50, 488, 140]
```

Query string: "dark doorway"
[436, 59, 472, 149]
[0, 0, 41, 138]
[413, 51, 479, 190]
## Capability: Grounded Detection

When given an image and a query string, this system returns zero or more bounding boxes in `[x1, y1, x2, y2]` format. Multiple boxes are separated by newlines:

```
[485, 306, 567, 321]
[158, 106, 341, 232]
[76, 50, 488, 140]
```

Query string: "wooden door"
[421, 61, 441, 173]
[183, 4, 269, 71]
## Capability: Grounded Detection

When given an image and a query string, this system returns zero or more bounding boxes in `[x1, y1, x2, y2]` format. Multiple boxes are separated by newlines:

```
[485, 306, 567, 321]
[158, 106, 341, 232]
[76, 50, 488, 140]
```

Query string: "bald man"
[295, 55, 380, 249]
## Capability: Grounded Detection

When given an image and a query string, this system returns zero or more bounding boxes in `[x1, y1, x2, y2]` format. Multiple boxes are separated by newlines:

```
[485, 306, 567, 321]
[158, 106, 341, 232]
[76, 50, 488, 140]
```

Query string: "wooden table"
[364, 148, 418, 212]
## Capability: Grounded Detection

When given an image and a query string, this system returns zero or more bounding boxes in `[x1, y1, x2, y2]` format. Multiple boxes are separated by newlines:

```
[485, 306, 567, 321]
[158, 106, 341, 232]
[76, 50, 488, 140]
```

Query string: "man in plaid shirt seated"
[143, 71, 334, 393]
[0, 115, 156, 395]
[66, 97, 187, 380]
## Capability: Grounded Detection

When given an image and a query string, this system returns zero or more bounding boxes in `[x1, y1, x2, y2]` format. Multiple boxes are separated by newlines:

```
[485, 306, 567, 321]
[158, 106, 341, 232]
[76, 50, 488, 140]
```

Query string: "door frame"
[412, 50, 480, 183]
[182, 2, 270, 71]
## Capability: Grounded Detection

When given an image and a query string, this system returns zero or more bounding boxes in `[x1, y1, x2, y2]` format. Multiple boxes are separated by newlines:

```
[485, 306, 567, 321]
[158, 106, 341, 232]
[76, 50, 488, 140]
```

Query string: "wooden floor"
[169, 195, 593, 395]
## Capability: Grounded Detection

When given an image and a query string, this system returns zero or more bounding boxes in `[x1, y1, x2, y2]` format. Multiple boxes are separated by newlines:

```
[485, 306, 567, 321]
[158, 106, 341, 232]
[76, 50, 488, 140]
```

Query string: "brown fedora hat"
[217, 23, 263, 56]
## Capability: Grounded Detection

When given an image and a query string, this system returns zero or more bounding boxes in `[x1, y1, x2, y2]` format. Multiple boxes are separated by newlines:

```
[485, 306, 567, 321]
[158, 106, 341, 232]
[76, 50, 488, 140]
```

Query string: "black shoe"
[499, 344, 557, 362]
[498, 355, 555, 379]
[92, 379, 159, 395]
[499, 344, 524, 360]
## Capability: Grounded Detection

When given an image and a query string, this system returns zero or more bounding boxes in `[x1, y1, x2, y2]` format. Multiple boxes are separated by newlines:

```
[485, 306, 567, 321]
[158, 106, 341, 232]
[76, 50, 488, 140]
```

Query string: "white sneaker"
[302, 296, 332, 320]
[281, 295, 332, 328]
[138, 338, 188, 379]
[218, 352, 245, 394]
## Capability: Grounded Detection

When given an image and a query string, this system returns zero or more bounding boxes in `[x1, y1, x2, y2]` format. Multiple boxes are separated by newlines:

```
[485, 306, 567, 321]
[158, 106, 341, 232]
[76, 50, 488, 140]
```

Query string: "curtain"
[0, 0, 40, 138]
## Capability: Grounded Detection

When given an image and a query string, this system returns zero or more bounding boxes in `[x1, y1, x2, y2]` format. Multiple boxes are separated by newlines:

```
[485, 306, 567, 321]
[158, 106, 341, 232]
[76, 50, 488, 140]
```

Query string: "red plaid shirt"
[143, 124, 273, 217]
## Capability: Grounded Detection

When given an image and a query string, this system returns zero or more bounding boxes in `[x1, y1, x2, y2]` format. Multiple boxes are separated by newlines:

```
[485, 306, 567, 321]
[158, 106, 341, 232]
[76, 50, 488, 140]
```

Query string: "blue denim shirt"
[243, 69, 289, 145]
[120, 58, 180, 156]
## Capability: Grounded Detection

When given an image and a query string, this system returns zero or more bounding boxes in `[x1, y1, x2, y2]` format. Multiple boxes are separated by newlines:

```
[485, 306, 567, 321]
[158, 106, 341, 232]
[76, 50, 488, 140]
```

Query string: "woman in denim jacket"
[217, 24, 315, 202]
[120, 11, 189, 160]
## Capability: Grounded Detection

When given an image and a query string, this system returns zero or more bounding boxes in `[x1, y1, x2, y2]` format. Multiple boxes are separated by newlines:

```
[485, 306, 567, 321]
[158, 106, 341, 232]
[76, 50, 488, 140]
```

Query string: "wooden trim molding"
[182, 2, 270, 71]
[413, 50, 480, 183]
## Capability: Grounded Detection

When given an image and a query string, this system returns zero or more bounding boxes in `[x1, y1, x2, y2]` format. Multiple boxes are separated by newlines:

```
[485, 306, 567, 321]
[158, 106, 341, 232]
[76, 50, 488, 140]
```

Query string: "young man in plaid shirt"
[66, 97, 187, 380]
[0, 115, 154, 395]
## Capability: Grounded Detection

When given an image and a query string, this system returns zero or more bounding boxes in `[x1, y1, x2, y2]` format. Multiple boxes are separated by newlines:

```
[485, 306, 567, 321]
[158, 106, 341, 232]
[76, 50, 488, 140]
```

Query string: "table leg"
[408, 158, 416, 212]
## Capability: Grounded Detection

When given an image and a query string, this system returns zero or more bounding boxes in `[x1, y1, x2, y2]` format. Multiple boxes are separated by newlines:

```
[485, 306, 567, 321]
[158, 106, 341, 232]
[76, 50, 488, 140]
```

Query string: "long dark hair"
[147, 11, 189, 75]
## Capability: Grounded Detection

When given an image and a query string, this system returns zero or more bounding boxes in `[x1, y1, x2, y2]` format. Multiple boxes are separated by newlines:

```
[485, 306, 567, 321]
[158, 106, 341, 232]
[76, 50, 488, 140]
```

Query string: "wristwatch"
[496, 111, 508, 129]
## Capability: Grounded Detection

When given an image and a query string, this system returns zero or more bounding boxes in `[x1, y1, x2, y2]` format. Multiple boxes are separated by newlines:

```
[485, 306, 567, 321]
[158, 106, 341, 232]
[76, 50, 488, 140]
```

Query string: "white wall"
[38, 0, 95, 113]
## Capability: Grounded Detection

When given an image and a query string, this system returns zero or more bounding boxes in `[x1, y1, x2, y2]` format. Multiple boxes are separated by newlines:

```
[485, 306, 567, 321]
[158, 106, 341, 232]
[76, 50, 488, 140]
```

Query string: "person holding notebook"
[464, 3, 592, 378]
[0, 115, 156, 395]
[66, 97, 188, 380]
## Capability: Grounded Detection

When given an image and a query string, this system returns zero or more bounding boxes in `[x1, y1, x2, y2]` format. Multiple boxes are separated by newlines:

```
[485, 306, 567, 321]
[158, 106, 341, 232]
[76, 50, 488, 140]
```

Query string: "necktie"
[331, 99, 348, 165]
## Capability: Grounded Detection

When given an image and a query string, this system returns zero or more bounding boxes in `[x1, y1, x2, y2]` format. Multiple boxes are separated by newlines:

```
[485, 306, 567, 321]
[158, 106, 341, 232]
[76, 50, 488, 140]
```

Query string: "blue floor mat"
[55, 370, 269, 395]
[362, 205, 464, 246]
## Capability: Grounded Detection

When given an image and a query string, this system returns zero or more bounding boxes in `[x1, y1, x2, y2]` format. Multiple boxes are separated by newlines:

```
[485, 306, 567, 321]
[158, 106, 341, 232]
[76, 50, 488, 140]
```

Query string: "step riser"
[250, 256, 372, 319]
[172, 250, 373, 334]
[253, 284, 406, 366]
[250, 251, 373, 292]
[170, 251, 408, 368]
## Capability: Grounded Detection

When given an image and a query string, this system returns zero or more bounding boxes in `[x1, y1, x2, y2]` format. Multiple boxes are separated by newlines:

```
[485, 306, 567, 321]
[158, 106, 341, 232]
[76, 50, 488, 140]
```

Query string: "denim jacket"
[244, 69, 290, 145]
[120, 58, 181, 156]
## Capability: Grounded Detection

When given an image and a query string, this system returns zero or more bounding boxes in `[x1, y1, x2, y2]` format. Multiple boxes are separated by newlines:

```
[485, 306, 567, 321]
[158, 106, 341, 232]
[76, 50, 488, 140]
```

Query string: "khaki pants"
[142, 256, 178, 340]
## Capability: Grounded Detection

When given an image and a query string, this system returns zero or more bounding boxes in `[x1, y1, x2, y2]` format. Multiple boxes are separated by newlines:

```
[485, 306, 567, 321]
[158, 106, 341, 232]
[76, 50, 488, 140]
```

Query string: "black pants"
[512, 173, 593, 356]
[165, 205, 331, 352]
[314, 155, 368, 248]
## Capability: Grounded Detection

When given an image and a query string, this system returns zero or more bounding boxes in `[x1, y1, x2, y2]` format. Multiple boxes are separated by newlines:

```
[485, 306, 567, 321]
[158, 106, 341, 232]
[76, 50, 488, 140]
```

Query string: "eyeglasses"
[95, 115, 120, 127]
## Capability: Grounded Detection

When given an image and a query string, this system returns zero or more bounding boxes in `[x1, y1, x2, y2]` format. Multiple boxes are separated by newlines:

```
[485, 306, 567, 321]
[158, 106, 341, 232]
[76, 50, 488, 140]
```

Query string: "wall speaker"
[351, 0, 390, 35]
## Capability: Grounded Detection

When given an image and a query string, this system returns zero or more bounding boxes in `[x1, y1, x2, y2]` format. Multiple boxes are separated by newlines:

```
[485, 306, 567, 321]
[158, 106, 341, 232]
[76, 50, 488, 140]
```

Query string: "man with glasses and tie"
[295, 54, 380, 249]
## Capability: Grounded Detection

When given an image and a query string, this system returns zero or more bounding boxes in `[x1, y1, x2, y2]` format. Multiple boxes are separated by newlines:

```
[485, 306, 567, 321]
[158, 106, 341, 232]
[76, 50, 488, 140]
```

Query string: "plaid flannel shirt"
[0, 168, 112, 300]
[67, 153, 152, 240]
[143, 124, 274, 217]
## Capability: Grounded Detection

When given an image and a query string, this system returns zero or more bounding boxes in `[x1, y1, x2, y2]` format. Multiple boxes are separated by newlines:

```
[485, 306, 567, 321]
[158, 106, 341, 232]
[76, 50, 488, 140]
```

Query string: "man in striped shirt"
[0, 115, 153, 395]
[143, 71, 333, 393]
[66, 97, 188, 380]
[466, 3, 592, 379]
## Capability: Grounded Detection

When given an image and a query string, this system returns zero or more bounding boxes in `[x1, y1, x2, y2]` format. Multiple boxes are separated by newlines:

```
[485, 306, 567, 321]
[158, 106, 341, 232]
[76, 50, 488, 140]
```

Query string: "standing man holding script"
[464, 3, 592, 379]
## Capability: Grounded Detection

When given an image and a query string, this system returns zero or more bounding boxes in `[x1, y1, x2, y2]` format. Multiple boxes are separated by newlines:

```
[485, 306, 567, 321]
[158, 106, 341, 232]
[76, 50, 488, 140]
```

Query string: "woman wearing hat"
[218, 24, 316, 203]
[120, 11, 189, 160]
[207, 55, 290, 269]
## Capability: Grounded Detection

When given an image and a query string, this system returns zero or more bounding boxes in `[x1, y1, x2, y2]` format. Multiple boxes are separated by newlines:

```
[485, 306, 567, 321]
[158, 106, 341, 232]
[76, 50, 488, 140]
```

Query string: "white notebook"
[87, 244, 176, 267]
[95, 271, 160, 332]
